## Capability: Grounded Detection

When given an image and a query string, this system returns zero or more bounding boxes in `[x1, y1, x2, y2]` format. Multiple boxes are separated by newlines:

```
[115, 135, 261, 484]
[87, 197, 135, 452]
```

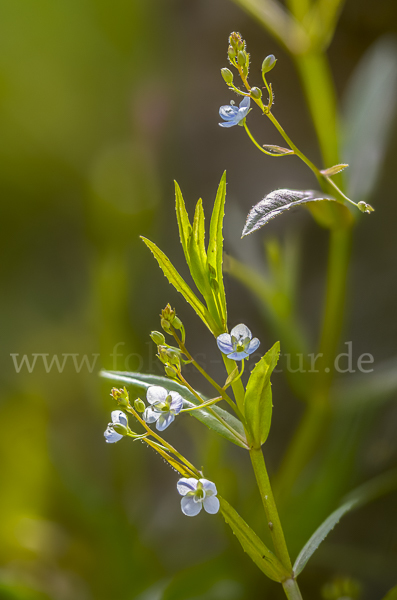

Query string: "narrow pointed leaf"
[263, 144, 294, 155]
[293, 468, 397, 576]
[141, 237, 218, 333]
[242, 189, 352, 236]
[175, 181, 192, 267]
[320, 163, 349, 177]
[244, 342, 280, 446]
[189, 198, 212, 299]
[100, 370, 248, 448]
[219, 497, 290, 582]
[207, 172, 227, 326]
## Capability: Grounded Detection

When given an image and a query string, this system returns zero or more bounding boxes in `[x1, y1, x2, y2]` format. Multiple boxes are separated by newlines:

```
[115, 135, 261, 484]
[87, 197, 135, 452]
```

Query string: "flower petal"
[147, 386, 168, 405]
[156, 412, 175, 431]
[230, 324, 251, 341]
[217, 333, 233, 355]
[169, 391, 183, 414]
[181, 496, 202, 517]
[218, 120, 239, 128]
[203, 495, 220, 514]
[143, 407, 159, 424]
[247, 337, 260, 354]
[227, 351, 249, 361]
[104, 426, 123, 443]
[239, 96, 251, 110]
[177, 478, 198, 496]
[111, 410, 128, 427]
[200, 479, 217, 496]
[219, 104, 239, 120]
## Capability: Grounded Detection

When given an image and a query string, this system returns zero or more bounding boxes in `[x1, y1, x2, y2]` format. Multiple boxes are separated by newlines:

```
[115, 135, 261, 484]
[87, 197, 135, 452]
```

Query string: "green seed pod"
[113, 423, 128, 436]
[250, 86, 262, 99]
[221, 67, 234, 85]
[262, 54, 277, 74]
[134, 398, 146, 413]
[150, 331, 165, 345]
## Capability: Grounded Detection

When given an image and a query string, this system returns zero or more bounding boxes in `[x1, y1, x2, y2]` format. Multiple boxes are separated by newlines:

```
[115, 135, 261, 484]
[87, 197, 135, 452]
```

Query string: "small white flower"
[177, 478, 220, 517]
[143, 385, 183, 431]
[104, 410, 128, 443]
[217, 323, 260, 360]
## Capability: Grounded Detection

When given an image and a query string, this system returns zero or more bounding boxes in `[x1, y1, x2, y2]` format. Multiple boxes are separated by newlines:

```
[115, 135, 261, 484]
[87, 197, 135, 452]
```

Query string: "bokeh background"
[1, 1, 397, 599]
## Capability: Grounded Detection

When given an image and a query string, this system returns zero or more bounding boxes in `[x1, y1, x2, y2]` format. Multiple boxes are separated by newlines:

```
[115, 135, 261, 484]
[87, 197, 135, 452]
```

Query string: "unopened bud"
[357, 201, 374, 214]
[150, 331, 165, 345]
[134, 398, 146, 413]
[221, 68, 234, 85]
[250, 86, 262, 99]
[229, 32, 242, 50]
[165, 365, 178, 378]
[238, 50, 247, 67]
[110, 387, 129, 407]
[262, 54, 277, 74]
[173, 316, 183, 330]
[113, 423, 128, 436]
[227, 45, 236, 61]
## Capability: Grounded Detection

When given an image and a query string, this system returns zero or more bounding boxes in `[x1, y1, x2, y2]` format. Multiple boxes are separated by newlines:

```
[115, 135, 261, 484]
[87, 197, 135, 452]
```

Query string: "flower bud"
[150, 331, 165, 346]
[221, 68, 233, 85]
[229, 32, 242, 50]
[134, 398, 146, 413]
[357, 201, 374, 214]
[262, 54, 277, 74]
[173, 316, 183, 330]
[250, 87, 262, 99]
[110, 387, 129, 407]
[227, 45, 236, 61]
[238, 50, 247, 67]
[165, 365, 178, 378]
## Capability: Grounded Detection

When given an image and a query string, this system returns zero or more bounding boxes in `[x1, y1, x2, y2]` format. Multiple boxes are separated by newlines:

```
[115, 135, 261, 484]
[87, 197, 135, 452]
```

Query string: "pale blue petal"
[248, 337, 260, 354]
[231, 324, 251, 340]
[169, 391, 183, 414]
[239, 96, 250, 110]
[156, 412, 175, 431]
[219, 120, 239, 128]
[143, 407, 159, 424]
[203, 495, 220, 514]
[227, 351, 249, 361]
[111, 410, 128, 427]
[219, 105, 239, 120]
[217, 333, 233, 354]
[104, 426, 123, 443]
[200, 479, 217, 496]
[147, 386, 167, 405]
[181, 496, 202, 517]
[177, 478, 198, 496]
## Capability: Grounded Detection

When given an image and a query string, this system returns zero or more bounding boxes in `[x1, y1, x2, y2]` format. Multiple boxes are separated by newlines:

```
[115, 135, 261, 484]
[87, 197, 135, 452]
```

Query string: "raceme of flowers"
[177, 477, 220, 517]
[219, 96, 250, 128]
[217, 323, 260, 360]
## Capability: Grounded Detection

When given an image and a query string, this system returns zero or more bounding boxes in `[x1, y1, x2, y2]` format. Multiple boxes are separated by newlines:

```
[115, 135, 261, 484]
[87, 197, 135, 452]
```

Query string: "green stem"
[282, 578, 304, 600]
[249, 447, 292, 571]
[244, 122, 294, 157]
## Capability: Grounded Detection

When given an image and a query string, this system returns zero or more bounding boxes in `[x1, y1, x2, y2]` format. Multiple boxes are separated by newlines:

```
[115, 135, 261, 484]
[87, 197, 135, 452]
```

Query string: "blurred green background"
[1, 1, 397, 598]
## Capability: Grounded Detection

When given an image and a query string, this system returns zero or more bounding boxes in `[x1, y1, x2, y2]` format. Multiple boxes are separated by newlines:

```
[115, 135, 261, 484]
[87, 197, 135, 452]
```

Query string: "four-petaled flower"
[217, 323, 260, 360]
[104, 410, 129, 443]
[177, 478, 220, 517]
[143, 385, 183, 431]
[219, 96, 250, 128]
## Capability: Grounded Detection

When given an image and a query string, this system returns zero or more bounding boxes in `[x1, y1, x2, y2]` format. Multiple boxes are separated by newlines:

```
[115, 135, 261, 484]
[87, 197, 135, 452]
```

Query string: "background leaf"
[343, 36, 397, 202]
[100, 370, 248, 448]
[382, 584, 397, 600]
[244, 342, 280, 446]
[219, 497, 289, 583]
[241, 189, 351, 236]
[293, 468, 397, 576]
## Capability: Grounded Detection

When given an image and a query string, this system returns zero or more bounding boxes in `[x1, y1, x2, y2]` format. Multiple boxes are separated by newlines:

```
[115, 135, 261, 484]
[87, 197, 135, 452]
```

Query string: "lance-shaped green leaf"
[207, 172, 227, 327]
[219, 497, 290, 582]
[320, 163, 349, 177]
[293, 468, 397, 576]
[100, 370, 248, 448]
[141, 237, 219, 334]
[175, 181, 192, 268]
[188, 198, 213, 301]
[242, 189, 352, 236]
[382, 585, 397, 600]
[244, 342, 280, 447]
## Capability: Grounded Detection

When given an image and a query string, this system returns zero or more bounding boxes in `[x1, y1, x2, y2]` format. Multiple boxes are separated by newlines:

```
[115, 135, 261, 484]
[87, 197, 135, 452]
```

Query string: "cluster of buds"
[110, 386, 130, 408]
[151, 307, 186, 379]
[160, 304, 184, 336]
[227, 32, 250, 78]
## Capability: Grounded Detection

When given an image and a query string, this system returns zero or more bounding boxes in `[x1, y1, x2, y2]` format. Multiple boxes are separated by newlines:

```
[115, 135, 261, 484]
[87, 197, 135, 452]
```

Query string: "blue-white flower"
[217, 323, 260, 360]
[177, 478, 220, 517]
[143, 385, 183, 431]
[104, 410, 129, 443]
[219, 96, 250, 128]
